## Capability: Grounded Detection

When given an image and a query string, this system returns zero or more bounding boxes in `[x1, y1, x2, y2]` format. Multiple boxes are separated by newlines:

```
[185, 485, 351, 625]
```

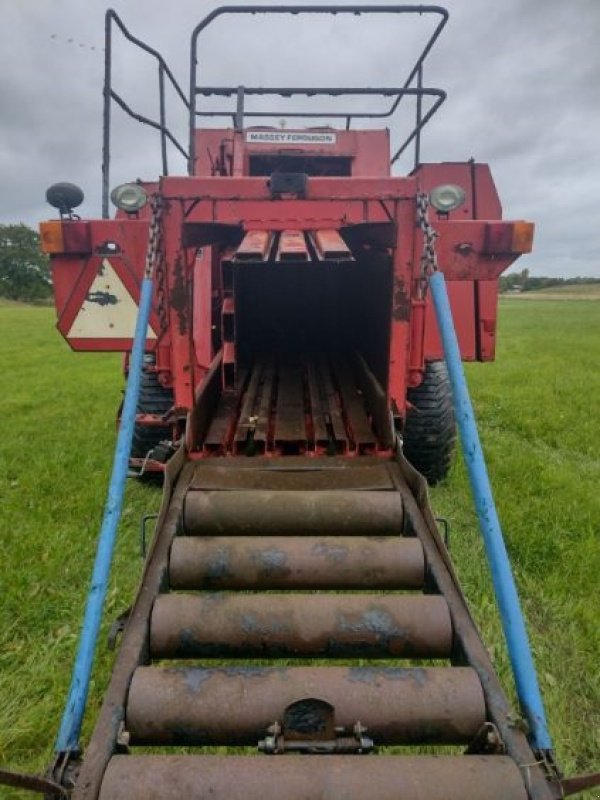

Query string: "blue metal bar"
[428, 269, 553, 752]
[55, 276, 155, 753]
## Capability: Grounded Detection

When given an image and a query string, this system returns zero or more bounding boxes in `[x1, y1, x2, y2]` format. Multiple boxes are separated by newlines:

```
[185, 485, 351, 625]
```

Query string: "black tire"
[130, 356, 174, 460]
[402, 360, 456, 485]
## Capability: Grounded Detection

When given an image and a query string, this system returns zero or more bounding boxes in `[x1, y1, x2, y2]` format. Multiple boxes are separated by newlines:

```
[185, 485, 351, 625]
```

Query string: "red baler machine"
[41, 6, 532, 482]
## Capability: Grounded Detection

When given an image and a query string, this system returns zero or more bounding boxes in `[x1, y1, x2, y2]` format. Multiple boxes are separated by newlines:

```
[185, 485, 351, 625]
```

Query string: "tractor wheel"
[402, 360, 456, 486]
[130, 357, 174, 460]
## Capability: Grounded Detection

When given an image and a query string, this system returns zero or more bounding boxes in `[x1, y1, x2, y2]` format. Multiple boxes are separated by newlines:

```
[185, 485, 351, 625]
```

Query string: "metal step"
[99, 755, 529, 800]
[168, 535, 425, 589]
[125, 665, 485, 746]
[150, 593, 452, 659]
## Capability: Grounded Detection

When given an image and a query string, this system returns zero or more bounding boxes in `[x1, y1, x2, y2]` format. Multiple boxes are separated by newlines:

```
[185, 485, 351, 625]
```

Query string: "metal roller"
[169, 535, 425, 590]
[181, 489, 404, 535]
[99, 755, 528, 800]
[150, 593, 452, 659]
[126, 665, 485, 745]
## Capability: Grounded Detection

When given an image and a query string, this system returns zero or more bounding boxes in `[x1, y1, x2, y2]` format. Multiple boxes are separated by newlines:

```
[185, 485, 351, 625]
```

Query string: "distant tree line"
[0, 224, 52, 303]
[500, 268, 600, 293]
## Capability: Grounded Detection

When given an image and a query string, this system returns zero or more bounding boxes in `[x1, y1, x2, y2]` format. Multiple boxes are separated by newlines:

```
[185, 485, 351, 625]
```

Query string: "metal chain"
[145, 195, 169, 333]
[416, 192, 438, 296]
[144, 194, 163, 280]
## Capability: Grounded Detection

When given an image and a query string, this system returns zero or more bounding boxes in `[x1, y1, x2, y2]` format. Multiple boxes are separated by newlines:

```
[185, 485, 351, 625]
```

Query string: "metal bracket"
[140, 513, 159, 557]
[259, 720, 373, 755]
[559, 771, 600, 797]
[435, 516, 450, 548]
[465, 722, 505, 755]
[0, 769, 68, 797]
[107, 607, 132, 650]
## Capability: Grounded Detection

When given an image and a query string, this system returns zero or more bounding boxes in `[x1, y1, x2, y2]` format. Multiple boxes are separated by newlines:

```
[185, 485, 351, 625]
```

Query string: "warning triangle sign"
[67, 258, 157, 340]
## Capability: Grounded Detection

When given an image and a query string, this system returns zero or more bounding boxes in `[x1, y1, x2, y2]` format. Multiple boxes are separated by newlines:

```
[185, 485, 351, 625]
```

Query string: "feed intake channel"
[203, 354, 378, 455]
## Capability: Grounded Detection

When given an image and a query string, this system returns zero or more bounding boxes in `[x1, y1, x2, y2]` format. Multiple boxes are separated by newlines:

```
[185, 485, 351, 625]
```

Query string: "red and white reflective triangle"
[67, 258, 157, 340]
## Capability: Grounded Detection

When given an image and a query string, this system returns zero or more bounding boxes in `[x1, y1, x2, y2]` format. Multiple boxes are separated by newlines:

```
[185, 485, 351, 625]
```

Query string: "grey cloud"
[1, 0, 598, 276]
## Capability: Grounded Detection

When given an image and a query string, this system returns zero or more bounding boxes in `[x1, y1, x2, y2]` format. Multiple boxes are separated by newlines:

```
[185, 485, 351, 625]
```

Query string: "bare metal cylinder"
[126, 666, 485, 746]
[169, 535, 425, 590]
[100, 755, 528, 800]
[181, 490, 404, 536]
[150, 593, 452, 659]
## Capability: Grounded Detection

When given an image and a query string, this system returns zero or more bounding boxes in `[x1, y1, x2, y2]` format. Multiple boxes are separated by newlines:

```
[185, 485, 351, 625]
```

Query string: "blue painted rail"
[55, 276, 155, 754]
[428, 269, 552, 752]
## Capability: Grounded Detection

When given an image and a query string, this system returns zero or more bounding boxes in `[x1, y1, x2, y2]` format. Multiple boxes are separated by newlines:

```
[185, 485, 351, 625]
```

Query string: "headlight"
[110, 183, 148, 213]
[429, 184, 466, 213]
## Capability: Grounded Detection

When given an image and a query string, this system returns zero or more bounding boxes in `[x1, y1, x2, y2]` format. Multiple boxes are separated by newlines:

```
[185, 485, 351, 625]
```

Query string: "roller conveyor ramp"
[74, 445, 558, 800]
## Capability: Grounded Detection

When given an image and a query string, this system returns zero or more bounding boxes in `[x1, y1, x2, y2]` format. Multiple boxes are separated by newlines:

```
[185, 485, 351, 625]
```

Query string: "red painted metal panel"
[476, 280, 500, 361]
[423, 282, 477, 363]
[434, 221, 519, 281]
[413, 162, 502, 220]
[161, 201, 196, 410]
[193, 128, 391, 178]
[192, 247, 213, 374]
[388, 198, 416, 412]
[161, 175, 415, 201]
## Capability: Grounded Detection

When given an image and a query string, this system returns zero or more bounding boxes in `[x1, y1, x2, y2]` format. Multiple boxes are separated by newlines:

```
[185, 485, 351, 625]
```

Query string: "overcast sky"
[1, 0, 598, 276]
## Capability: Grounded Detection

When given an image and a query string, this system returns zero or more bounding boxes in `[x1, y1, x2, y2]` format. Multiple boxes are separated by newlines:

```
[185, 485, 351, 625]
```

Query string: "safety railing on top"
[189, 5, 448, 167]
[102, 10, 190, 217]
[103, 5, 448, 216]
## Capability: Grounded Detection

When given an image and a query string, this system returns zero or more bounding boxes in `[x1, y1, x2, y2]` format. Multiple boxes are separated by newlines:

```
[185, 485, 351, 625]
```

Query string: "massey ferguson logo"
[246, 131, 337, 145]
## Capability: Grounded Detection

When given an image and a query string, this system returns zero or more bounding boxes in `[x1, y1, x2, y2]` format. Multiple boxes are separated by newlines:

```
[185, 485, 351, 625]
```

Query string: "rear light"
[510, 221, 535, 253]
[483, 221, 534, 255]
[39, 221, 64, 254]
[39, 221, 92, 255]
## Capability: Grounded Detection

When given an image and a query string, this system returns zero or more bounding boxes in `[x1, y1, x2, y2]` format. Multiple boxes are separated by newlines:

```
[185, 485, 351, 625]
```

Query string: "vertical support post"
[188, 36, 197, 175]
[55, 271, 156, 753]
[158, 63, 168, 176]
[428, 269, 553, 753]
[414, 64, 423, 170]
[102, 11, 113, 219]
[234, 86, 245, 131]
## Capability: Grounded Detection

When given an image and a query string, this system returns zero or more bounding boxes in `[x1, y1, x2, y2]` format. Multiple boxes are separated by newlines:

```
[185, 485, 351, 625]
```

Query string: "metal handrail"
[102, 6, 449, 214]
[189, 5, 449, 171]
[102, 9, 190, 217]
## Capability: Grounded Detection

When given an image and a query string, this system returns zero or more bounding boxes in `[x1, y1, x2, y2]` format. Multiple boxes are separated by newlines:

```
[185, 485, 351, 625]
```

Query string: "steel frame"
[102, 5, 448, 216]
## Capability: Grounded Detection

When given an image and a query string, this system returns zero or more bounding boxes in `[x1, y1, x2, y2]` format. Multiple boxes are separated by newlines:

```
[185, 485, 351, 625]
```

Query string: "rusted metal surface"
[334, 361, 377, 452]
[169, 534, 424, 590]
[235, 230, 271, 261]
[69, 454, 560, 799]
[188, 457, 395, 491]
[99, 755, 528, 800]
[277, 229, 309, 261]
[198, 354, 383, 455]
[0, 768, 67, 797]
[126, 665, 485, 745]
[274, 365, 307, 450]
[150, 593, 452, 659]
[560, 771, 600, 797]
[182, 489, 403, 536]
[312, 228, 353, 260]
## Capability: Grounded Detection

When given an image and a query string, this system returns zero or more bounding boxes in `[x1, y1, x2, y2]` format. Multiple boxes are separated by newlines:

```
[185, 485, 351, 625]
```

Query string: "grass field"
[0, 299, 598, 797]
[505, 283, 600, 300]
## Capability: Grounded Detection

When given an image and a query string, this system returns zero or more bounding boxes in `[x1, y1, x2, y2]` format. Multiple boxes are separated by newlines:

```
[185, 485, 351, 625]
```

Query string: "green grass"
[0, 300, 598, 796]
